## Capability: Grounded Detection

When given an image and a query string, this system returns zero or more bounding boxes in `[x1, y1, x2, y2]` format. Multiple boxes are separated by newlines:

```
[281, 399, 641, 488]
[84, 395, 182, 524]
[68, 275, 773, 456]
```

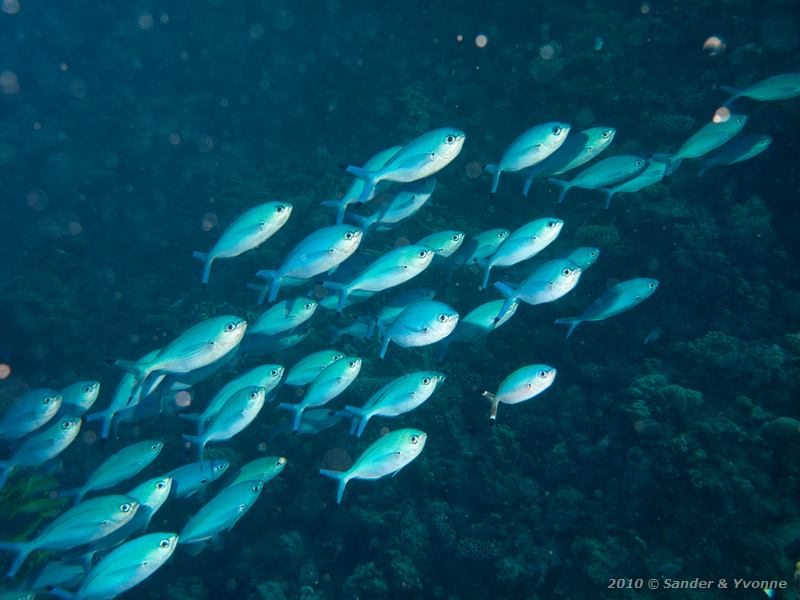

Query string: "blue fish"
[493, 258, 584, 321]
[378, 300, 459, 359]
[721, 72, 800, 105]
[57, 381, 100, 417]
[165, 459, 230, 499]
[697, 134, 771, 177]
[598, 158, 669, 209]
[179, 481, 264, 548]
[284, 350, 345, 387]
[482, 365, 557, 421]
[0, 388, 62, 442]
[549, 155, 648, 203]
[348, 177, 436, 235]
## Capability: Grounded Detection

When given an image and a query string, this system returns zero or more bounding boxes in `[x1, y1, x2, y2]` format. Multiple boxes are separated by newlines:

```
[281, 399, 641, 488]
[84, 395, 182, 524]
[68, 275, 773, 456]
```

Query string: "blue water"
[1, 1, 799, 598]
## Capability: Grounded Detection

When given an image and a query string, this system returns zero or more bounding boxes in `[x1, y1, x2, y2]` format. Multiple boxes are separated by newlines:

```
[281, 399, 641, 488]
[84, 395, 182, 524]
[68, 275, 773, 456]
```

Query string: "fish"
[343, 372, 445, 437]
[61, 440, 164, 504]
[0, 494, 140, 577]
[480, 218, 564, 290]
[437, 299, 519, 360]
[721, 72, 800, 105]
[448, 228, 511, 281]
[322, 145, 403, 224]
[49, 532, 178, 599]
[57, 381, 100, 417]
[329, 315, 374, 343]
[521, 127, 616, 197]
[368, 288, 437, 339]
[348, 177, 436, 234]
[242, 325, 312, 358]
[284, 350, 344, 387]
[554, 277, 659, 338]
[255, 225, 363, 303]
[417, 230, 465, 258]
[481, 365, 557, 421]
[562, 247, 601, 270]
[182, 386, 267, 460]
[345, 128, 465, 202]
[87, 349, 161, 439]
[549, 154, 648, 203]
[378, 300, 459, 359]
[22, 560, 86, 593]
[113, 316, 247, 403]
[179, 481, 264, 547]
[247, 276, 308, 305]
[644, 326, 664, 345]
[0, 417, 82, 490]
[227, 456, 286, 488]
[317, 289, 375, 312]
[598, 158, 669, 209]
[267, 409, 344, 443]
[248, 297, 318, 336]
[485, 122, 570, 197]
[165, 459, 230, 499]
[319, 428, 427, 503]
[179, 364, 284, 433]
[192, 201, 292, 286]
[322, 245, 435, 312]
[278, 357, 362, 431]
[697, 134, 772, 176]
[0, 388, 62, 442]
[671, 114, 748, 163]
[493, 258, 584, 321]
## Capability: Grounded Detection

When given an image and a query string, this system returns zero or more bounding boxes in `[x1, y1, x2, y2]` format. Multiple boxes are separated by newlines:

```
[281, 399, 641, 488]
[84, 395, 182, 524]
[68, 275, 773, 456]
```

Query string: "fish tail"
[548, 178, 571, 204]
[45, 587, 76, 600]
[598, 188, 615, 210]
[0, 540, 32, 578]
[378, 336, 391, 360]
[322, 281, 350, 313]
[344, 406, 371, 437]
[522, 174, 534, 198]
[59, 486, 86, 506]
[181, 434, 207, 461]
[100, 412, 115, 440]
[346, 212, 373, 233]
[319, 469, 350, 504]
[481, 391, 500, 421]
[719, 85, 740, 106]
[492, 289, 517, 324]
[554, 317, 582, 339]
[480, 262, 493, 290]
[483, 163, 498, 175]
[245, 283, 270, 305]
[665, 158, 682, 177]
[254, 270, 282, 303]
[345, 166, 378, 202]
[696, 165, 708, 178]
[278, 403, 304, 432]
[320, 200, 348, 225]
[489, 167, 501, 197]
[192, 251, 212, 286]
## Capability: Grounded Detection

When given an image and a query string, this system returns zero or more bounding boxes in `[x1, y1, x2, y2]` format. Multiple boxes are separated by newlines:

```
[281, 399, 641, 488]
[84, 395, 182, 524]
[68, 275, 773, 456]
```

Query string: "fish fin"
[254, 270, 282, 303]
[0, 540, 32, 578]
[277, 403, 304, 432]
[345, 166, 378, 202]
[522, 174, 534, 198]
[548, 178, 571, 203]
[480, 262, 493, 290]
[181, 434, 206, 461]
[697, 166, 708, 178]
[59, 487, 86, 506]
[322, 281, 350, 313]
[598, 188, 615, 210]
[346, 213, 373, 233]
[319, 469, 350, 504]
[320, 200, 347, 225]
[84, 410, 104, 423]
[344, 406, 370, 437]
[554, 317, 582, 339]
[665, 158, 682, 177]
[489, 166, 502, 196]
[378, 335, 391, 360]
[192, 251, 213, 286]
[434, 340, 450, 362]
[719, 85, 740, 106]
[492, 289, 518, 324]
[481, 390, 500, 421]
[483, 163, 497, 175]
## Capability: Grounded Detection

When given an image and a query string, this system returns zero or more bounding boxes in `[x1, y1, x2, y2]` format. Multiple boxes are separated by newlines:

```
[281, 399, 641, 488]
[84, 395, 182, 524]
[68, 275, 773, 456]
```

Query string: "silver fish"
[0, 388, 62, 441]
[549, 155, 648, 203]
[417, 230, 465, 258]
[598, 158, 669, 209]
[493, 259, 583, 321]
[165, 459, 230, 499]
[697, 134, 771, 176]
[671, 114, 748, 162]
[348, 177, 436, 234]
[722, 72, 800, 105]
[378, 300, 459, 359]
[180, 481, 263, 547]
[482, 364, 556, 421]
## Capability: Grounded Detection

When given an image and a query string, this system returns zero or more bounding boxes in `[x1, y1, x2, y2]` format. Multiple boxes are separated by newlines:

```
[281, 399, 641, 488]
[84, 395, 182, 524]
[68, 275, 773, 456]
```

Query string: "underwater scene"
[1, 1, 800, 599]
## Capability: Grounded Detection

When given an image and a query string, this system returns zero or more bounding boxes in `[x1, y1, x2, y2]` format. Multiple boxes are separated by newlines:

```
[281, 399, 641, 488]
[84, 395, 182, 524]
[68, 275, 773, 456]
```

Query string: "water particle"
[703, 35, 726, 56]
[201, 212, 218, 231]
[82, 430, 98, 444]
[168, 133, 181, 145]
[68, 221, 82, 235]
[138, 14, 154, 31]
[395, 236, 411, 247]
[712, 106, 731, 123]
[1, 0, 19, 15]
[258, 442, 268, 452]
[0, 70, 20, 95]
[0, 364, 10, 379]
[26, 189, 49, 211]
[475, 34, 488, 48]
[640, 2, 650, 14]
[456, 34, 463, 42]
[175, 390, 192, 408]
[465, 161, 483, 178]
[539, 44, 555, 60]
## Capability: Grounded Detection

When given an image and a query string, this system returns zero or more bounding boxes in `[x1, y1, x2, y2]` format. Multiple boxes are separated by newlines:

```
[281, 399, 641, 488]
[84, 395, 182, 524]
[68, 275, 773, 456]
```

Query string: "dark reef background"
[1, 1, 800, 598]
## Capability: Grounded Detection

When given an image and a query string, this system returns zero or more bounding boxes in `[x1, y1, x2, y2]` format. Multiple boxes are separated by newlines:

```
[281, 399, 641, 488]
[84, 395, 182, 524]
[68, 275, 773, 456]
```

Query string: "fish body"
[554, 277, 659, 338]
[379, 301, 459, 359]
[284, 350, 344, 387]
[697, 134, 772, 176]
[482, 365, 557, 420]
[0, 494, 140, 577]
[598, 158, 669, 208]
[449, 228, 510, 276]
[23, 560, 86, 593]
[0, 388, 62, 441]
[249, 297, 317, 336]
[63, 440, 164, 504]
[165, 460, 230, 499]
[522, 127, 616, 197]
[344, 372, 444, 437]
[193, 201, 292, 285]
[417, 230, 465, 257]
[255, 225, 363, 303]
[319, 428, 427, 503]
[480, 218, 564, 289]
[486, 122, 570, 196]
[227, 456, 286, 488]
[278, 357, 362, 431]
[267, 409, 344, 443]
[549, 154, 648, 203]
[182, 386, 267, 460]
[323, 145, 404, 223]
[562, 247, 600, 270]
[345, 128, 465, 202]
[180, 481, 264, 545]
[722, 72, 800, 105]
[179, 364, 283, 433]
[323, 245, 435, 312]
[671, 114, 748, 161]
[493, 258, 583, 320]
[0, 417, 82, 489]
[444, 299, 519, 347]
[57, 381, 100, 417]
[349, 177, 436, 234]
[329, 316, 374, 343]
[369, 287, 437, 338]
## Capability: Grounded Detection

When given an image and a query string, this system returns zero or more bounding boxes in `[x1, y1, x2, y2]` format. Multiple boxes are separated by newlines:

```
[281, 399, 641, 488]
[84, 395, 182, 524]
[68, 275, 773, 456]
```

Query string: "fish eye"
[422, 377, 431, 385]
[44, 396, 55, 405]
[410, 434, 419, 444]
[120, 503, 132, 513]
[83, 384, 94, 393]
[547, 221, 556, 228]
[437, 314, 447, 323]
[590, 250, 598, 257]
[271, 368, 279, 376]
[344, 232, 354, 240]
[538, 370, 549, 378]
[60, 420, 72, 430]
[249, 391, 259, 400]
[216, 464, 225, 471]
[561, 268, 572, 276]
[159, 538, 171, 549]
[636, 159, 646, 167]
[418, 250, 428, 258]
[225, 322, 237, 332]
[276, 459, 283, 466]
[276, 205, 286, 213]
[452, 234, 461, 241]
[601, 131, 610, 139]
[348, 360, 357, 367]
[156, 480, 167, 489]
[648, 282, 656, 289]
[552, 126, 562, 135]
[151, 443, 160, 451]
[445, 134, 456, 144]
